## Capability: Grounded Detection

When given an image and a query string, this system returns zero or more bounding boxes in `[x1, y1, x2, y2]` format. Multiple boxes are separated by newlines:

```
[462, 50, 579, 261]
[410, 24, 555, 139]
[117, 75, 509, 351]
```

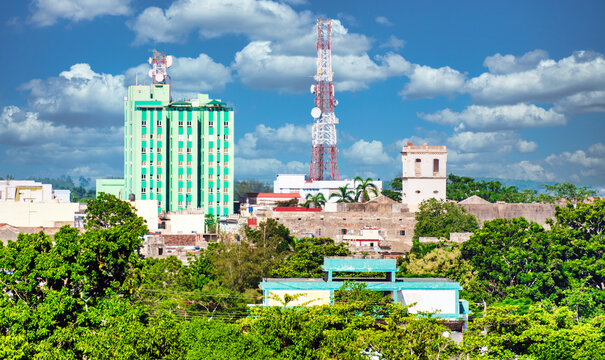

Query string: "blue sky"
[1, 0, 604, 191]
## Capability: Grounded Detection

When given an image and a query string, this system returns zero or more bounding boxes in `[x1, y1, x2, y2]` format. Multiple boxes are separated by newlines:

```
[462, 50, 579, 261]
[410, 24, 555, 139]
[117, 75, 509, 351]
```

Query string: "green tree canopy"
[354, 176, 379, 203]
[85, 192, 143, 229]
[329, 185, 355, 203]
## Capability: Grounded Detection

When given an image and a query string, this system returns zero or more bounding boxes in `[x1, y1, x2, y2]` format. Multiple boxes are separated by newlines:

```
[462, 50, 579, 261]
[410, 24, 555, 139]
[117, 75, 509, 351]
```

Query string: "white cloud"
[233, 41, 411, 92]
[400, 64, 466, 99]
[20, 63, 126, 125]
[545, 143, 605, 180]
[375, 16, 393, 26]
[235, 157, 307, 177]
[483, 49, 549, 74]
[342, 139, 391, 165]
[236, 123, 312, 157]
[553, 90, 605, 114]
[465, 51, 605, 105]
[380, 35, 405, 50]
[447, 131, 520, 153]
[516, 140, 538, 153]
[30, 0, 131, 26]
[420, 103, 566, 131]
[0, 106, 123, 176]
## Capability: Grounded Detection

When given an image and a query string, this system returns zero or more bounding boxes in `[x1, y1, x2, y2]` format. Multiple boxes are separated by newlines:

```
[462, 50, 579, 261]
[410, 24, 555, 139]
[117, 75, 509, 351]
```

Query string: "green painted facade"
[124, 84, 234, 215]
[96, 178, 125, 199]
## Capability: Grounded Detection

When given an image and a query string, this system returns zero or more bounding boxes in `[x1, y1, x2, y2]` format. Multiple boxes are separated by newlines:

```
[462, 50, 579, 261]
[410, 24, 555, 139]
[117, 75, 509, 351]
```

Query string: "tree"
[271, 237, 350, 278]
[234, 179, 272, 202]
[85, 192, 142, 229]
[446, 174, 537, 203]
[304, 192, 326, 208]
[381, 177, 402, 202]
[354, 176, 379, 203]
[543, 182, 598, 203]
[329, 185, 355, 203]
[413, 198, 478, 242]
[204, 214, 217, 233]
[460, 218, 559, 302]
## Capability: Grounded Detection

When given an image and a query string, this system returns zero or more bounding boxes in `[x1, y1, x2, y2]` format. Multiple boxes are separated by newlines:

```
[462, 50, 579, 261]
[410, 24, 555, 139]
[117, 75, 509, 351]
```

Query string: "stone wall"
[259, 209, 417, 252]
[461, 203, 555, 227]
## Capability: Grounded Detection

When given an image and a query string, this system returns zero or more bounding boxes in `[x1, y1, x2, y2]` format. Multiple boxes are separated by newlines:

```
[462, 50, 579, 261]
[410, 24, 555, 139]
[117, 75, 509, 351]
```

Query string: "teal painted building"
[260, 257, 470, 321]
[123, 84, 234, 214]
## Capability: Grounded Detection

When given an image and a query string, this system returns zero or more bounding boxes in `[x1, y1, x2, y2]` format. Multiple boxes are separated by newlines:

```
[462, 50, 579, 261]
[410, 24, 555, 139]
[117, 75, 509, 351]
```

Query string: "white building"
[0, 180, 70, 203]
[401, 143, 447, 211]
[273, 174, 382, 203]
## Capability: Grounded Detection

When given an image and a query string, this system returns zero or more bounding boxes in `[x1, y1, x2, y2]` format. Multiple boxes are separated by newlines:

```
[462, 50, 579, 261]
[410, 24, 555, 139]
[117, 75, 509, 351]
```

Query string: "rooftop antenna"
[148, 50, 173, 85]
[308, 18, 339, 181]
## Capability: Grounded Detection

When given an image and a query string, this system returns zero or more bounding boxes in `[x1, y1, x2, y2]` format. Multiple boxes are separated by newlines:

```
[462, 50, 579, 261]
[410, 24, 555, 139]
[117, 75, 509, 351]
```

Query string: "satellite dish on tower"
[148, 69, 154, 79]
[166, 55, 173, 67]
[311, 107, 321, 118]
[155, 73, 165, 83]
[310, 84, 316, 94]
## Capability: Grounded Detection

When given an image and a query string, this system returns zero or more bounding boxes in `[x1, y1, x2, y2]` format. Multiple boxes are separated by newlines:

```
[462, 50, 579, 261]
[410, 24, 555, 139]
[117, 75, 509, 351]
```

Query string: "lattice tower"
[308, 18, 339, 181]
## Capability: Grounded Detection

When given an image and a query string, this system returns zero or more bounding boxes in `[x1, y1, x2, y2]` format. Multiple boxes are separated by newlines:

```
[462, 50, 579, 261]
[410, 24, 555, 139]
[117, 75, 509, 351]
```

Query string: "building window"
[157, 120, 162, 127]
[187, 161, 192, 167]
[224, 134, 229, 140]
[157, 161, 162, 166]
[178, 161, 183, 166]
[224, 175, 228, 180]
[187, 174, 192, 181]
[187, 188, 192, 194]
[142, 134, 146, 140]
[187, 148, 192, 154]
[224, 162, 229, 167]
[209, 121, 214, 127]
[142, 147, 146, 153]
[209, 174, 214, 180]
[433, 159, 439, 175]
[178, 201, 183, 206]
[157, 174, 162, 181]
[142, 121, 146, 127]
[178, 120, 183, 127]
[433, 190, 439, 194]
[209, 148, 214, 154]
[157, 147, 161, 153]
[341, 229, 347, 234]
[178, 147, 184, 154]
[224, 201, 228, 206]
[157, 134, 162, 140]
[223, 121, 228, 127]
[415, 158, 421, 176]
[142, 161, 147, 166]
[141, 188, 146, 193]
[399, 230, 406, 236]
[415, 190, 421, 194]
[178, 174, 183, 181]
[141, 174, 146, 180]
[209, 188, 214, 193]
[150, 134, 153, 139]
[187, 121, 192, 127]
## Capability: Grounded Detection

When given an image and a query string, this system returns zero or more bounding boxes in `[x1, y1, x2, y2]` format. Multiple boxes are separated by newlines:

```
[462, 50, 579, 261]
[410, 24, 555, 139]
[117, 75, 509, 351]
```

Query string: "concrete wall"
[398, 289, 457, 314]
[168, 213, 205, 233]
[131, 200, 159, 232]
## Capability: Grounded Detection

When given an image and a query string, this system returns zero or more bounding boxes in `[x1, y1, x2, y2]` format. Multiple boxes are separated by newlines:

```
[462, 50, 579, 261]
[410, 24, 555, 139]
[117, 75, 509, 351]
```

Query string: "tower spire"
[308, 18, 339, 181]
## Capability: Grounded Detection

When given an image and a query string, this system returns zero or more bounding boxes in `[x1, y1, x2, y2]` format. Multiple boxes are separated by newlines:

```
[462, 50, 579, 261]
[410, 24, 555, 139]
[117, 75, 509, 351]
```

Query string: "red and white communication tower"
[309, 18, 339, 181]
[148, 50, 173, 84]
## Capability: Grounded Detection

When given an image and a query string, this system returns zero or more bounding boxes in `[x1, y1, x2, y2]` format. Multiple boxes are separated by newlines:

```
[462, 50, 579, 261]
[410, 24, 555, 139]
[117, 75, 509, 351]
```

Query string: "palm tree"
[354, 176, 379, 203]
[304, 193, 326, 208]
[329, 185, 355, 203]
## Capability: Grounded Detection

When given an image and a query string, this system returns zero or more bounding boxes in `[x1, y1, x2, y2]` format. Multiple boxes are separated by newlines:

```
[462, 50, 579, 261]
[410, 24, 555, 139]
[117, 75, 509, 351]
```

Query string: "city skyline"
[1, 0, 604, 192]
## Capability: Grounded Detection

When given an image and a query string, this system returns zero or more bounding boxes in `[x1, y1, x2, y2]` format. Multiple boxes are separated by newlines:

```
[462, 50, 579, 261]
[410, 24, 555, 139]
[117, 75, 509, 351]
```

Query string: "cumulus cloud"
[400, 64, 466, 99]
[465, 51, 605, 105]
[0, 106, 122, 176]
[420, 103, 566, 131]
[447, 131, 519, 153]
[342, 139, 391, 165]
[30, 0, 131, 26]
[375, 16, 393, 26]
[236, 123, 312, 157]
[553, 90, 605, 114]
[380, 35, 405, 51]
[235, 157, 307, 177]
[483, 49, 549, 74]
[233, 41, 411, 92]
[516, 140, 538, 153]
[545, 143, 605, 181]
[20, 63, 126, 125]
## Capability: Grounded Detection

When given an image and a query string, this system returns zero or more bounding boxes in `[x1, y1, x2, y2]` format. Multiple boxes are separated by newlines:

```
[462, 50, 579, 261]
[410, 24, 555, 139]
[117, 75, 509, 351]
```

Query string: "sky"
[0, 0, 604, 192]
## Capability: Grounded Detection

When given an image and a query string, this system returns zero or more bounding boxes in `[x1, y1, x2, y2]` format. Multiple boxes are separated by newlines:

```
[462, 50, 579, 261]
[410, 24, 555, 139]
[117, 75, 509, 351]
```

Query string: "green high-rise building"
[122, 83, 234, 215]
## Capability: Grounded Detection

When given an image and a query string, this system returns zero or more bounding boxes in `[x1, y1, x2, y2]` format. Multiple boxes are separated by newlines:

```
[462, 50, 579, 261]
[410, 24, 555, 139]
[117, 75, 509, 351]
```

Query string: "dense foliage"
[2, 190, 604, 359]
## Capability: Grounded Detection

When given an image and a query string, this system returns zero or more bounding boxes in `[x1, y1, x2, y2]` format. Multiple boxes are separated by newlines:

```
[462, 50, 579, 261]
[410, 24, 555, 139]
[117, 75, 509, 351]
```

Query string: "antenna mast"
[309, 18, 339, 181]
[148, 50, 173, 85]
